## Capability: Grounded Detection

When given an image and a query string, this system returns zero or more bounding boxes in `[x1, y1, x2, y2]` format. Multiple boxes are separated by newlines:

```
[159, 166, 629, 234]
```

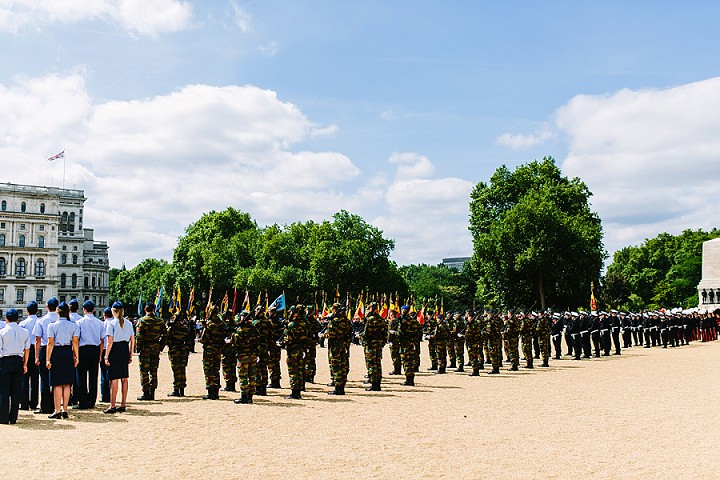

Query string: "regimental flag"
[322, 299, 330, 317]
[231, 288, 238, 316]
[417, 305, 425, 325]
[271, 293, 286, 312]
[440, 297, 444, 317]
[186, 288, 195, 315]
[137, 291, 143, 317]
[175, 287, 182, 315]
[205, 288, 213, 317]
[220, 292, 229, 314]
[389, 294, 399, 314]
[334, 285, 341, 303]
[590, 282, 598, 312]
[379, 294, 388, 319]
[255, 292, 263, 310]
[170, 288, 177, 314]
[354, 299, 365, 320]
[155, 287, 164, 315]
[242, 290, 251, 311]
[47, 150, 64, 162]
[264, 292, 269, 314]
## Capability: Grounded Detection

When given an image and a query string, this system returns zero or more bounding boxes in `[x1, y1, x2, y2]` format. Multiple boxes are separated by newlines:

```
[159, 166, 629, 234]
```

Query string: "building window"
[72, 254, 77, 264]
[38, 235, 45, 248]
[0, 222, 4, 228]
[39, 225, 44, 231]
[15, 258, 26, 277]
[0, 233, 4, 246]
[16, 288, 24, 303]
[59, 295, 66, 303]
[71, 273, 77, 288]
[61, 253, 67, 264]
[84, 276, 89, 288]
[0, 257, 5, 276]
[60, 273, 67, 288]
[34, 258, 45, 277]
[36, 288, 44, 303]
[69, 212, 75, 233]
[0, 289, 4, 302]
[92, 276, 96, 287]
[60, 212, 67, 233]
[19, 224, 25, 230]
[40, 203, 46, 214]
[73, 246, 77, 251]
[21, 202, 26, 212]
[19, 235, 25, 247]
[1, 200, 5, 211]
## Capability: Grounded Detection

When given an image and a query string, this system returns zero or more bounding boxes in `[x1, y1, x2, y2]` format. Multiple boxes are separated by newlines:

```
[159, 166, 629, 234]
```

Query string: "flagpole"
[63, 155, 66, 189]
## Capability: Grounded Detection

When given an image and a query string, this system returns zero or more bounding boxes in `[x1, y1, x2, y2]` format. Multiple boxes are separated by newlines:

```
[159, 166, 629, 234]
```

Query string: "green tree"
[469, 157, 605, 310]
[399, 263, 476, 311]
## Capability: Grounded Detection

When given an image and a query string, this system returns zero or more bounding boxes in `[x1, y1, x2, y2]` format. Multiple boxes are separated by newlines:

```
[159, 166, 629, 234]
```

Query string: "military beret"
[69, 298, 79, 307]
[401, 305, 409, 310]
[26, 300, 38, 309]
[112, 301, 123, 309]
[83, 300, 94, 310]
[103, 307, 113, 316]
[5, 308, 19, 321]
[47, 297, 59, 309]
[57, 302, 69, 312]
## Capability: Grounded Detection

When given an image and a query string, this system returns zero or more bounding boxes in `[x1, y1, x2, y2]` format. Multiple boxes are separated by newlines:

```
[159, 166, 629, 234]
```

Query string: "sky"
[1, 1, 719, 269]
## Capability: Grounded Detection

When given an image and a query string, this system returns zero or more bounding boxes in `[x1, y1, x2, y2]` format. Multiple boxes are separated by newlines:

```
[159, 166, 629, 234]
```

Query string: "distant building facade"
[0, 183, 109, 313]
[698, 238, 720, 309]
[442, 256, 471, 271]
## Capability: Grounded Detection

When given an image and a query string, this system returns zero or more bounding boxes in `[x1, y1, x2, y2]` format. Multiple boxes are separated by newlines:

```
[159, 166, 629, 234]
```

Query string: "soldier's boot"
[202, 388, 213, 400]
[268, 379, 281, 389]
[256, 386, 267, 396]
[427, 363, 438, 371]
[149, 388, 156, 400]
[541, 360, 549, 367]
[455, 365, 464, 372]
[488, 367, 500, 374]
[328, 385, 345, 395]
[449, 361, 457, 369]
[179, 388, 185, 397]
[284, 389, 301, 400]
[507, 365, 518, 372]
[366, 381, 381, 391]
[234, 392, 248, 404]
[391, 366, 402, 375]
[137, 387, 152, 401]
[402, 376, 415, 386]
[247, 393, 253, 404]
[223, 382, 236, 392]
[466, 361, 472, 366]
[524, 360, 534, 369]
[327, 381, 335, 387]
[437, 367, 446, 374]
[469, 367, 480, 376]
[363, 378, 371, 384]
[167, 388, 181, 397]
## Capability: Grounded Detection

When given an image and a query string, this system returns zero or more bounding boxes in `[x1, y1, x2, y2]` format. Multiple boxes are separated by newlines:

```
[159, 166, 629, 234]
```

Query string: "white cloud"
[0, 0, 192, 36]
[496, 129, 553, 149]
[556, 77, 720, 257]
[388, 152, 435, 179]
[258, 41, 279, 57]
[231, 2, 252, 33]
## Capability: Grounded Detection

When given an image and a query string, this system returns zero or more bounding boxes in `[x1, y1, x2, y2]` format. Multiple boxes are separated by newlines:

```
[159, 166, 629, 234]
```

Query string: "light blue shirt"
[70, 312, 82, 323]
[106, 318, 134, 343]
[31, 311, 59, 346]
[77, 313, 105, 347]
[19, 314, 38, 344]
[47, 319, 80, 346]
[0, 322, 31, 357]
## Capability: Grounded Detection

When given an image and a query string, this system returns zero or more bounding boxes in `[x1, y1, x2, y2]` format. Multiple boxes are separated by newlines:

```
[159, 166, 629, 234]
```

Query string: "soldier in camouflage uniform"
[303, 309, 323, 384]
[221, 310, 238, 392]
[423, 311, 438, 370]
[445, 312, 457, 369]
[503, 310, 520, 371]
[232, 311, 260, 404]
[451, 312, 467, 372]
[200, 307, 227, 400]
[135, 303, 166, 401]
[465, 310, 484, 376]
[388, 308, 403, 375]
[399, 307, 421, 386]
[325, 303, 352, 395]
[519, 310, 535, 369]
[431, 314, 450, 373]
[486, 309, 504, 374]
[251, 305, 273, 396]
[280, 305, 309, 399]
[536, 311, 552, 367]
[166, 312, 191, 397]
[361, 303, 388, 391]
[267, 307, 283, 388]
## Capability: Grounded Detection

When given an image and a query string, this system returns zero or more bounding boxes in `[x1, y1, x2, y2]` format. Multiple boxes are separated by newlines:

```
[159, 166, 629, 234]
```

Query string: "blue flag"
[272, 293, 286, 312]
[137, 292, 143, 317]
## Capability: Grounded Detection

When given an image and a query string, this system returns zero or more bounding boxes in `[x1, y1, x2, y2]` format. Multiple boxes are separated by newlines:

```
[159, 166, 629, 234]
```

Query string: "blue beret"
[47, 297, 59, 308]
[69, 298, 79, 306]
[401, 305, 409, 310]
[103, 307, 113, 316]
[112, 301, 123, 309]
[26, 301, 38, 309]
[58, 301, 68, 310]
[5, 308, 19, 321]
[83, 300, 94, 310]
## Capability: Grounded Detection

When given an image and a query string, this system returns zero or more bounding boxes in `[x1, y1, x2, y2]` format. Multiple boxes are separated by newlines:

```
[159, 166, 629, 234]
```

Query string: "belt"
[600, 329, 608, 333]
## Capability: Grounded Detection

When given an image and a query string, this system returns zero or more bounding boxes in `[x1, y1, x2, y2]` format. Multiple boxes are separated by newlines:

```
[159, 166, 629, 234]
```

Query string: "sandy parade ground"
[4, 339, 720, 480]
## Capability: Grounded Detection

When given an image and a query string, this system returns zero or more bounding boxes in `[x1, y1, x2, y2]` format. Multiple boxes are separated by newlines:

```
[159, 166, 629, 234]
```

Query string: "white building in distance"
[698, 238, 720, 309]
[0, 183, 109, 314]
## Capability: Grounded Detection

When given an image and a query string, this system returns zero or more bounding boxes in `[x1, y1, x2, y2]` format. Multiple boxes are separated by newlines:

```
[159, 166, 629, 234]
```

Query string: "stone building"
[698, 237, 720, 309]
[0, 182, 109, 313]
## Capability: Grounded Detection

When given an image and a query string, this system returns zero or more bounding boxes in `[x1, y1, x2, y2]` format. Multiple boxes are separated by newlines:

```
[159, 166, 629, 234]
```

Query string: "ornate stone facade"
[698, 238, 720, 309]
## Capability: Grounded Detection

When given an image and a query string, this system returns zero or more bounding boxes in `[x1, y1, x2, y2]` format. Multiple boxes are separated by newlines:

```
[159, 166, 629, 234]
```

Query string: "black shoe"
[167, 389, 181, 397]
[455, 367, 464, 372]
[366, 382, 381, 391]
[449, 362, 456, 369]
[137, 389, 152, 401]
[437, 367, 446, 374]
[202, 388, 215, 400]
[256, 386, 267, 396]
[507, 366, 518, 371]
[268, 380, 281, 389]
[541, 362, 549, 367]
[102, 407, 116, 414]
[488, 368, 500, 375]
[223, 383, 236, 392]
[116, 406, 126, 412]
[327, 381, 335, 387]
[234, 393, 249, 404]
[402, 377, 415, 386]
[284, 389, 301, 399]
[179, 388, 185, 397]
[524, 365, 534, 369]
[469, 370, 480, 377]
[328, 386, 345, 395]
[61, 411, 69, 419]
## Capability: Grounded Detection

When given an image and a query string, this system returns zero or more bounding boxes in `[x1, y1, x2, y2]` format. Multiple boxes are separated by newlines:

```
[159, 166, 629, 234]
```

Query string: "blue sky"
[1, 1, 719, 268]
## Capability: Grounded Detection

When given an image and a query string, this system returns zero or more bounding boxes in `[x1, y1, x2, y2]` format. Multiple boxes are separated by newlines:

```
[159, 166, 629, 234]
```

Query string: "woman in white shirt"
[103, 302, 135, 414]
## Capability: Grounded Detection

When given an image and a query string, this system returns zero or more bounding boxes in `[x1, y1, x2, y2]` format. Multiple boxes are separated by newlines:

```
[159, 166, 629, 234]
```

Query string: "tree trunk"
[538, 270, 546, 310]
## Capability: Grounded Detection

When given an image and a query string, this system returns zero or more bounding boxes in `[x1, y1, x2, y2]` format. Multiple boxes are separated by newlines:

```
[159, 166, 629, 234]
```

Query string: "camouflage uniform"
[252, 311, 273, 394]
[433, 318, 450, 373]
[166, 317, 191, 395]
[135, 312, 166, 399]
[361, 310, 388, 390]
[303, 313, 323, 383]
[519, 313, 536, 368]
[486, 312, 504, 374]
[267, 310, 283, 387]
[446, 313, 457, 368]
[200, 313, 227, 399]
[399, 313, 421, 385]
[326, 308, 352, 394]
[503, 313, 520, 371]
[423, 315, 438, 369]
[465, 313, 485, 375]
[232, 314, 260, 403]
[388, 313, 402, 374]
[451, 314, 467, 371]
[221, 313, 238, 390]
[536, 313, 552, 367]
[281, 310, 309, 398]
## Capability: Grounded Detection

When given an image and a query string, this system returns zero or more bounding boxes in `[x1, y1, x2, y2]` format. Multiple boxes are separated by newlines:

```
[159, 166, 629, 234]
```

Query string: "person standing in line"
[232, 311, 260, 404]
[398, 306, 420, 386]
[99, 307, 113, 403]
[103, 302, 135, 414]
[0, 308, 30, 424]
[135, 303, 166, 401]
[360, 303, 388, 392]
[31, 297, 59, 414]
[18, 301, 39, 411]
[46, 302, 79, 419]
[75, 300, 105, 409]
[166, 312, 191, 397]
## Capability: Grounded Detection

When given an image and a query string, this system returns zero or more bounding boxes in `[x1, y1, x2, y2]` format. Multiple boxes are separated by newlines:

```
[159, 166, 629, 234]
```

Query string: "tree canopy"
[399, 263, 477, 312]
[469, 157, 605, 310]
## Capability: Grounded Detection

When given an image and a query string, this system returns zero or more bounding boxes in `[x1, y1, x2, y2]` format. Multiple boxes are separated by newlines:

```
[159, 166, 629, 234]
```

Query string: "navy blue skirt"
[49, 346, 75, 387]
[108, 341, 130, 380]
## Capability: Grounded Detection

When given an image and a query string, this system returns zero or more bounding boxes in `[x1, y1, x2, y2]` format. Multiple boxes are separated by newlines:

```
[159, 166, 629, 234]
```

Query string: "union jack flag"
[47, 150, 64, 161]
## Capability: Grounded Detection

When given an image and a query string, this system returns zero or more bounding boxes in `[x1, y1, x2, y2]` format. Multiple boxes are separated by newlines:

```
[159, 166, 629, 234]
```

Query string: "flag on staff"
[242, 290, 251, 311]
[264, 292, 269, 314]
[205, 288, 213, 317]
[175, 287, 182, 315]
[220, 292, 229, 313]
[155, 287, 164, 314]
[170, 288, 177, 313]
[417, 305, 425, 325]
[271, 293, 286, 312]
[231, 288, 238, 316]
[354, 299, 365, 320]
[186, 288, 195, 315]
[47, 150, 64, 161]
[137, 291, 143, 317]
[255, 292, 262, 310]
[590, 282, 598, 312]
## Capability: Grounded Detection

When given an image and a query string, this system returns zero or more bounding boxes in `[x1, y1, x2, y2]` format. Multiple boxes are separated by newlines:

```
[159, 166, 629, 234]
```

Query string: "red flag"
[47, 150, 64, 161]
[231, 288, 238, 315]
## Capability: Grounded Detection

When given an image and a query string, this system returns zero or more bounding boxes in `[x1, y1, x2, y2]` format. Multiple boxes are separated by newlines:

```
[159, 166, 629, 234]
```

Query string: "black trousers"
[632, 328, 640, 345]
[21, 344, 38, 410]
[602, 332, 611, 355]
[99, 347, 110, 402]
[573, 334, 582, 360]
[612, 329, 621, 354]
[582, 332, 591, 358]
[552, 334, 562, 359]
[622, 329, 632, 348]
[76, 345, 101, 408]
[0, 356, 24, 424]
[565, 333, 573, 356]
[37, 346, 53, 413]
[591, 331, 601, 357]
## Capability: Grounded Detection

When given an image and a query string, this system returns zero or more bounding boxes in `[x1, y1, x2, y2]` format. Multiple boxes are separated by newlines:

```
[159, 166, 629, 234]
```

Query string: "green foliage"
[603, 228, 720, 309]
[108, 258, 172, 309]
[469, 157, 605, 310]
[399, 263, 476, 311]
